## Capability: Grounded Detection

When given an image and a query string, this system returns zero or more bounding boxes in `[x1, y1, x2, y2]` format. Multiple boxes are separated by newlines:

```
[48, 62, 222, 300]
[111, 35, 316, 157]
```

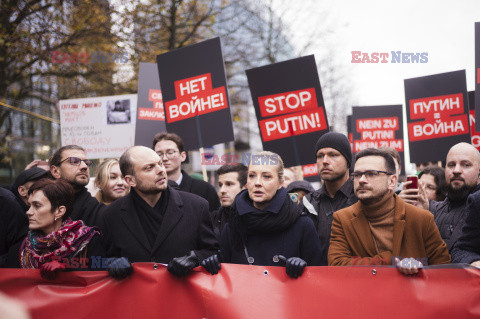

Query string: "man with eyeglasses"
[49, 145, 104, 227]
[152, 132, 220, 212]
[301, 132, 357, 265]
[101, 146, 219, 278]
[328, 148, 450, 274]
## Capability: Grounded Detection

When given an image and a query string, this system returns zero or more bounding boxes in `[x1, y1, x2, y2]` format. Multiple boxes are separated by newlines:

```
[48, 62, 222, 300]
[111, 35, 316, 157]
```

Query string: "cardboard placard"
[134, 62, 166, 148]
[352, 105, 405, 174]
[475, 22, 480, 131]
[246, 55, 329, 167]
[156, 37, 234, 150]
[404, 70, 470, 164]
[59, 94, 137, 158]
[468, 91, 480, 151]
[347, 114, 353, 150]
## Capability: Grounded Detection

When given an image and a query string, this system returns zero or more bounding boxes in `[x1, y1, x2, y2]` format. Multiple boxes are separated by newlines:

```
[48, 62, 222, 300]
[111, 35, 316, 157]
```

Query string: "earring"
[54, 217, 57, 222]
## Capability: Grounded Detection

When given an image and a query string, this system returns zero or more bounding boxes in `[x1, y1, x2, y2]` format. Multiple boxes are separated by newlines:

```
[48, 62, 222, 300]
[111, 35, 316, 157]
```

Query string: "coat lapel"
[392, 195, 406, 257]
[179, 170, 192, 192]
[151, 188, 184, 253]
[119, 194, 152, 252]
[350, 207, 377, 256]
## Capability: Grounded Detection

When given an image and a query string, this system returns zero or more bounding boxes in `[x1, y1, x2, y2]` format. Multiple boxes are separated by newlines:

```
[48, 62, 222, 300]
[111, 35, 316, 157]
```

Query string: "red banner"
[1, 264, 479, 318]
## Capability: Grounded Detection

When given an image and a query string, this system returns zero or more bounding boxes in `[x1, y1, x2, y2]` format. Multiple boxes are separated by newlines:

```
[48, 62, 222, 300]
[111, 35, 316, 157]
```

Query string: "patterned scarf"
[20, 218, 100, 269]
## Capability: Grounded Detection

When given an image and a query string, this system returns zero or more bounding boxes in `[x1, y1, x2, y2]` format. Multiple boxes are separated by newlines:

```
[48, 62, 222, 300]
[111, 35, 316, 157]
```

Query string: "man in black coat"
[211, 163, 247, 238]
[301, 132, 357, 265]
[451, 190, 480, 266]
[0, 188, 28, 267]
[152, 132, 220, 212]
[425, 143, 480, 253]
[102, 146, 219, 276]
[49, 145, 105, 227]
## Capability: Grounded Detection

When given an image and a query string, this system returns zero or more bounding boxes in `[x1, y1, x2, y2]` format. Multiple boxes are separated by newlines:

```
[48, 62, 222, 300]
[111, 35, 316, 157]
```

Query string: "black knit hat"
[314, 132, 352, 167]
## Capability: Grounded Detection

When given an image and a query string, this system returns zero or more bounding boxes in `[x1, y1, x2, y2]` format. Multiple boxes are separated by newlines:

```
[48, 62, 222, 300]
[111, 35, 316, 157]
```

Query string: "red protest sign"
[259, 109, 327, 142]
[138, 89, 165, 120]
[354, 116, 403, 152]
[165, 73, 227, 123]
[407, 93, 468, 142]
[258, 88, 317, 118]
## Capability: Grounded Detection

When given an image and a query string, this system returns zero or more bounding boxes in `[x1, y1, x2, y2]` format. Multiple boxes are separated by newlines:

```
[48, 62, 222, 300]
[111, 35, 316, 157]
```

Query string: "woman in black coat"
[202, 151, 323, 278]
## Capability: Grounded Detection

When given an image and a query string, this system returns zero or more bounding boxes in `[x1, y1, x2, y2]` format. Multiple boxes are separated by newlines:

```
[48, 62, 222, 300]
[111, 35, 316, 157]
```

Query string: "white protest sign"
[59, 94, 137, 159]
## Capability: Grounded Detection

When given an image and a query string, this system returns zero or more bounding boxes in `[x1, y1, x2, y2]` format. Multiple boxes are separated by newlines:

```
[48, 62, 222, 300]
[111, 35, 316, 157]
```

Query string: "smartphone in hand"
[406, 175, 418, 190]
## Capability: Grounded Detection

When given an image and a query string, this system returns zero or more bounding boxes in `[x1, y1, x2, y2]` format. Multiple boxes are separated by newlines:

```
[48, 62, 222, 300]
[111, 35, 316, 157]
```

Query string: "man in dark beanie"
[301, 131, 357, 265]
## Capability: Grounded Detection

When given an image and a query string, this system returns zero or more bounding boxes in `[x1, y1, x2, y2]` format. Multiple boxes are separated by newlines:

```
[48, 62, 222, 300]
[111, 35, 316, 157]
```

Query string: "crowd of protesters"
[1, 130, 480, 281]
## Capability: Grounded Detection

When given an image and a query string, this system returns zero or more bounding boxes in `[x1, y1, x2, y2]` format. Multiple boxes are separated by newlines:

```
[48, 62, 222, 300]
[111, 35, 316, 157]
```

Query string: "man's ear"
[18, 185, 28, 197]
[388, 174, 398, 190]
[180, 151, 187, 163]
[125, 175, 137, 187]
[50, 165, 61, 179]
[54, 206, 66, 221]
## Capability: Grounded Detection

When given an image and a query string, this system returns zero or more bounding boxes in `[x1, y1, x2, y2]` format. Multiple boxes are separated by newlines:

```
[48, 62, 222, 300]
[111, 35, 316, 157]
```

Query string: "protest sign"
[134, 62, 166, 147]
[468, 91, 480, 151]
[475, 22, 480, 130]
[404, 70, 470, 164]
[59, 94, 136, 158]
[347, 114, 353, 150]
[156, 37, 234, 151]
[246, 55, 329, 167]
[352, 105, 404, 173]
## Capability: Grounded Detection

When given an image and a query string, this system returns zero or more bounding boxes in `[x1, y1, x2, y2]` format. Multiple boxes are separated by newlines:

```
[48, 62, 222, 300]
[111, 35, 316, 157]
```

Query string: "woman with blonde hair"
[94, 159, 129, 205]
[202, 151, 322, 278]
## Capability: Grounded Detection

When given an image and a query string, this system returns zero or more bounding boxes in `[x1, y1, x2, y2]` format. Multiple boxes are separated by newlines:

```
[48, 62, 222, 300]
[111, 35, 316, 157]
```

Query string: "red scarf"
[20, 218, 99, 269]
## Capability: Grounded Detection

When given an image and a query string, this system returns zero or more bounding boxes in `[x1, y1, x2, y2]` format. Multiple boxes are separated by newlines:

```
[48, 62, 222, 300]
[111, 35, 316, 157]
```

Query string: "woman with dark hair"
[202, 151, 323, 278]
[18, 178, 106, 278]
[418, 166, 447, 201]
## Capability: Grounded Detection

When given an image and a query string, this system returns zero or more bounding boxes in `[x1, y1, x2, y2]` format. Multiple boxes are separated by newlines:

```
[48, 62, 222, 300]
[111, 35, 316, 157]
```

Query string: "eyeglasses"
[350, 170, 392, 181]
[156, 150, 178, 159]
[59, 157, 93, 167]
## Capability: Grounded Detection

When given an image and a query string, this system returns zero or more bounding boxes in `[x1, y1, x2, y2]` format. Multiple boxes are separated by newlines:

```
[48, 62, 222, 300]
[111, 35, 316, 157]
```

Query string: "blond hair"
[249, 151, 284, 181]
[94, 159, 120, 191]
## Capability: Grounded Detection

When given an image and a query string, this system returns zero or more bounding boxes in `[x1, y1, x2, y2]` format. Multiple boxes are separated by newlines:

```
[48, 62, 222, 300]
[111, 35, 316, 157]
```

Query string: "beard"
[136, 179, 167, 195]
[447, 183, 477, 202]
[356, 187, 390, 206]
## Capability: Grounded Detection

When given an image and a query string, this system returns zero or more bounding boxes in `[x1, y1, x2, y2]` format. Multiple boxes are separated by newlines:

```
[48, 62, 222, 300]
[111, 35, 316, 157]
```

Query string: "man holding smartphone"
[404, 143, 480, 253]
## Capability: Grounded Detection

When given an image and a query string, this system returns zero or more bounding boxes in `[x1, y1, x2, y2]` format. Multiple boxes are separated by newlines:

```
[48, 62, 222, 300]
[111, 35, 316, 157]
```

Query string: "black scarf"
[131, 188, 169, 247]
[230, 188, 302, 249]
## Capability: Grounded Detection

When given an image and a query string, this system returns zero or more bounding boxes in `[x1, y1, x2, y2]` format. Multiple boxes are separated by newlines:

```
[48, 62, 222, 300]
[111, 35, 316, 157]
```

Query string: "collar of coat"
[349, 193, 406, 257]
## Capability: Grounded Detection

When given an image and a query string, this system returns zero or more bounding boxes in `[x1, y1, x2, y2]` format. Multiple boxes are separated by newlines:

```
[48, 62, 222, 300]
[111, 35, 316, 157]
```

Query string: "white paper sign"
[59, 94, 137, 159]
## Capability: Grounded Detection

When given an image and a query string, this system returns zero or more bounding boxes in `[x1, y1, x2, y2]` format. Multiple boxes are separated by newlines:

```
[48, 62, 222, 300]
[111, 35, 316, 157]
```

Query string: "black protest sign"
[352, 105, 405, 174]
[156, 37, 234, 150]
[476, 22, 480, 131]
[134, 62, 166, 147]
[405, 70, 470, 164]
[347, 115, 353, 150]
[246, 55, 329, 167]
[468, 91, 480, 151]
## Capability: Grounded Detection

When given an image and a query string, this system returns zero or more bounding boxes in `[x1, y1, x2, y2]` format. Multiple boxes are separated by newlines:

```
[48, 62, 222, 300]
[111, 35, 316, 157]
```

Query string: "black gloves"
[278, 255, 307, 279]
[108, 257, 133, 280]
[201, 254, 221, 275]
[167, 251, 200, 277]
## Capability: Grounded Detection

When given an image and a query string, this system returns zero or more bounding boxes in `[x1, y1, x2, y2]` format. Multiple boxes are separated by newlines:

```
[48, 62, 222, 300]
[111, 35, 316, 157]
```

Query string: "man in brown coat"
[328, 148, 450, 274]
